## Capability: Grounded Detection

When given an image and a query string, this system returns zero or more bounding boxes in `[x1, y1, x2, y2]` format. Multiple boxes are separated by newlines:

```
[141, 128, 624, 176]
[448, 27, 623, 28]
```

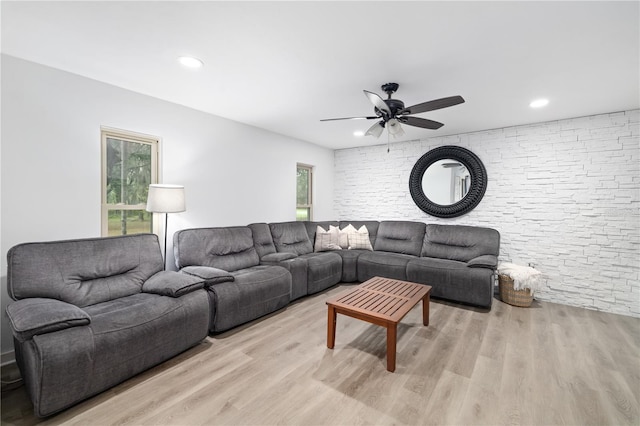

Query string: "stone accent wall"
[334, 110, 640, 317]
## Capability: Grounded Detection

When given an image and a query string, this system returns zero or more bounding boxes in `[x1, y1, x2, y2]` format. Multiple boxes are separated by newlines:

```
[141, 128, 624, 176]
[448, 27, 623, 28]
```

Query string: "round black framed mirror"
[409, 145, 487, 218]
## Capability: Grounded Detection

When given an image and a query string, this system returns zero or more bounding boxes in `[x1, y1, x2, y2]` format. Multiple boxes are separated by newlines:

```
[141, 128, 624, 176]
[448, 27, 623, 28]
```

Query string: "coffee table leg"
[386, 324, 397, 372]
[327, 305, 336, 349]
[422, 292, 430, 326]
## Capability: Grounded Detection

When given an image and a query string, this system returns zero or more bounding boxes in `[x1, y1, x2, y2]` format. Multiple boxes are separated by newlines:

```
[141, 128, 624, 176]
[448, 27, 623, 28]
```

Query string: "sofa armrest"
[143, 271, 207, 297]
[261, 252, 297, 262]
[6, 298, 91, 342]
[180, 266, 235, 285]
[467, 254, 498, 269]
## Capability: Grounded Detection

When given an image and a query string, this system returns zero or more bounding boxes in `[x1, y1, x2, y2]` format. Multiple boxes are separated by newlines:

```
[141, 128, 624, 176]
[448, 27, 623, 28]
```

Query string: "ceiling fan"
[321, 83, 464, 138]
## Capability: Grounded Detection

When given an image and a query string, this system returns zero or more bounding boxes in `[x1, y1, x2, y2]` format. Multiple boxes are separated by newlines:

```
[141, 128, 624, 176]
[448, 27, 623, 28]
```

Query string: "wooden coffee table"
[326, 276, 431, 372]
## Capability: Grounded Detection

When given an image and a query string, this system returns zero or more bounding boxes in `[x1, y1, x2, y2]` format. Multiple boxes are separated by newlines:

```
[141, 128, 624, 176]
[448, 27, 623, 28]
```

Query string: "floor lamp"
[146, 184, 186, 270]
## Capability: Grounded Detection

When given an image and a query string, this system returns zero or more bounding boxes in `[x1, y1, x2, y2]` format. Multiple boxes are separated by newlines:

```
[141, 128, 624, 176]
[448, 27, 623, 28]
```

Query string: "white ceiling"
[2, 1, 638, 150]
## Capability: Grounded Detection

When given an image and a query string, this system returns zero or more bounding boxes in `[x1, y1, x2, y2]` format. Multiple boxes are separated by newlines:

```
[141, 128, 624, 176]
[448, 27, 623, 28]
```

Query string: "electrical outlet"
[528, 262, 535, 268]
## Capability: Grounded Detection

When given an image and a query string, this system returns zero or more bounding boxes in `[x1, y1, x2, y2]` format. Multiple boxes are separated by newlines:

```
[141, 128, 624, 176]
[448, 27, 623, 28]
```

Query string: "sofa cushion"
[467, 254, 498, 269]
[334, 249, 364, 282]
[180, 266, 235, 284]
[298, 252, 342, 294]
[142, 271, 207, 297]
[421, 224, 500, 262]
[7, 234, 163, 307]
[208, 265, 291, 332]
[357, 251, 415, 282]
[6, 298, 91, 342]
[269, 222, 313, 255]
[174, 227, 260, 272]
[260, 252, 298, 262]
[374, 221, 426, 256]
[406, 257, 494, 307]
[248, 223, 277, 258]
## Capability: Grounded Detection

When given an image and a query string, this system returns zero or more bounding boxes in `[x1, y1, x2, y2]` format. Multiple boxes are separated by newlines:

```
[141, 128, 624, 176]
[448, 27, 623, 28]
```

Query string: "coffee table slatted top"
[327, 277, 430, 323]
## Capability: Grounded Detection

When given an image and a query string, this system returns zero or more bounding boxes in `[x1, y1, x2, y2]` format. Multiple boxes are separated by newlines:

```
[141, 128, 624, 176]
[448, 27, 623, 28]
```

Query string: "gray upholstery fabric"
[468, 254, 499, 269]
[406, 257, 494, 308]
[297, 252, 342, 294]
[174, 227, 260, 272]
[357, 251, 415, 282]
[7, 234, 163, 307]
[142, 271, 206, 297]
[269, 222, 313, 255]
[208, 265, 291, 332]
[6, 234, 211, 417]
[261, 252, 297, 262]
[248, 223, 277, 258]
[422, 224, 500, 261]
[6, 298, 90, 342]
[258, 256, 307, 300]
[13, 293, 210, 417]
[374, 221, 426, 256]
[339, 221, 380, 247]
[180, 266, 235, 284]
[334, 249, 365, 282]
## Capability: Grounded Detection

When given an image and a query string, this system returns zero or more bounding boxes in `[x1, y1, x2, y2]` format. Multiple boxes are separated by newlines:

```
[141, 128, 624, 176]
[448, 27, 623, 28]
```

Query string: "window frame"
[296, 163, 313, 221]
[100, 127, 160, 236]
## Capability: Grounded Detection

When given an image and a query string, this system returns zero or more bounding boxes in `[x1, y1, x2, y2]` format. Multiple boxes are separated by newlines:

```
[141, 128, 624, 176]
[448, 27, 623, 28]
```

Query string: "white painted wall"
[335, 110, 640, 317]
[0, 55, 335, 357]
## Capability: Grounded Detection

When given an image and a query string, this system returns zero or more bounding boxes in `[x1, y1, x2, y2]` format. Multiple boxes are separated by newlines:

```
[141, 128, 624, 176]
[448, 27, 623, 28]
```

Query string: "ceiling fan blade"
[364, 90, 391, 115]
[365, 121, 385, 138]
[400, 116, 445, 130]
[401, 95, 465, 115]
[320, 116, 378, 122]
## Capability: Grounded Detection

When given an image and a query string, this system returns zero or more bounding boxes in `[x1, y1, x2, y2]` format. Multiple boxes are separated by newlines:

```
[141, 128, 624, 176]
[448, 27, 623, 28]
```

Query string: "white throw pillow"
[347, 225, 373, 250]
[336, 224, 356, 249]
[314, 225, 342, 252]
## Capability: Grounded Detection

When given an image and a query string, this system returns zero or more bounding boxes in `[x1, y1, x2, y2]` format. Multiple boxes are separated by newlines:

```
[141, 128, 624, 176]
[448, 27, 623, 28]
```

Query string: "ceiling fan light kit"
[321, 82, 465, 138]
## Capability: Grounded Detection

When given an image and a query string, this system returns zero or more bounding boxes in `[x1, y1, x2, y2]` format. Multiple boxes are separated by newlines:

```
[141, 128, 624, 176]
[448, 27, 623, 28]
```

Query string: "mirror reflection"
[421, 159, 471, 205]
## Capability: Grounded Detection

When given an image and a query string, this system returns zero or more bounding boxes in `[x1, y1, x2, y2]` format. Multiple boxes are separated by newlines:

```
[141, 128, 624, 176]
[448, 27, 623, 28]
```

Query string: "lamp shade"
[146, 184, 186, 213]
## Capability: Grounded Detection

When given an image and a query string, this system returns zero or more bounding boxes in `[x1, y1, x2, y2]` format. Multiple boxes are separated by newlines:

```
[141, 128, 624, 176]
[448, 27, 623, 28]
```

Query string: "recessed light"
[529, 98, 549, 108]
[178, 56, 204, 69]
[353, 131, 365, 137]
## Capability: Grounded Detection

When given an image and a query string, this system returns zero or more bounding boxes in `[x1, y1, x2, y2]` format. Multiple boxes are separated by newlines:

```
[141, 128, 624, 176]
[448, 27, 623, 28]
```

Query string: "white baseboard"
[1, 350, 16, 366]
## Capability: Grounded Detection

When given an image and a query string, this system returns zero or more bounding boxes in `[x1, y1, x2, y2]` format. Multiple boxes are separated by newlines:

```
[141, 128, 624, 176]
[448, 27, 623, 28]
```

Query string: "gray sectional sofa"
[5, 234, 212, 417]
[174, 220, 500, 333]
[5, 220, 499, 417]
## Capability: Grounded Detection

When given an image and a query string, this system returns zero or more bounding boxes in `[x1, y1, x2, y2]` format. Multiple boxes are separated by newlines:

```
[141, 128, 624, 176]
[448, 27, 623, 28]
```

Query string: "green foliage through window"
[296, 165, 312, 221]
[102, 131, 158, 236]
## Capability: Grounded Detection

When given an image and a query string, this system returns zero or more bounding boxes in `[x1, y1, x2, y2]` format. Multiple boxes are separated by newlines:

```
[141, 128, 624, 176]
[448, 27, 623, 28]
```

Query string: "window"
[296, 164, 313, 221]
[101, 128, 159, 236]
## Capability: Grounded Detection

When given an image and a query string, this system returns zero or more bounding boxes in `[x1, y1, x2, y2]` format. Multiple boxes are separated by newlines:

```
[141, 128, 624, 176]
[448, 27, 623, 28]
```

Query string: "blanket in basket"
[497, 262, 542, 293]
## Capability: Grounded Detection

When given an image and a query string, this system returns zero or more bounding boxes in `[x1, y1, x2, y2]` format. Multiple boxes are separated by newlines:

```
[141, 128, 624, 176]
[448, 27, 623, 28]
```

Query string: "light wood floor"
[2, 284, 639, 425]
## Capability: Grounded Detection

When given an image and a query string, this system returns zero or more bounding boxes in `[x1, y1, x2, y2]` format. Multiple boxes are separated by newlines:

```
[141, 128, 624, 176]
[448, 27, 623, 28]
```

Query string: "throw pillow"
[337, 224, 356, 249]
[347, 225, 374, 250]
[314, 226, 341, 252]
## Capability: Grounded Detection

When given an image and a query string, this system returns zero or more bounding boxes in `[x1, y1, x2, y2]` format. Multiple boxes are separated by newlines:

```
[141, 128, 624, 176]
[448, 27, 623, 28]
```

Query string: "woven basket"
[499, 274, 533, 307]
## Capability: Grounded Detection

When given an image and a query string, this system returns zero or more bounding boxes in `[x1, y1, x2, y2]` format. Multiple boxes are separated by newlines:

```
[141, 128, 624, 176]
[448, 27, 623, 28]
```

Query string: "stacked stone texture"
[334, 110, 639, 317]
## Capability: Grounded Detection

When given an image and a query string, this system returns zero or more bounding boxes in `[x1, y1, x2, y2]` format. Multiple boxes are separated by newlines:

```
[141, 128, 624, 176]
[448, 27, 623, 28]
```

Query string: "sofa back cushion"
[374, 221, 426, 256]
[303, 221, 339, 244]
[248, 223, 277, 258]
[174, 227, 260, 272]
[422, 224, 500, 262]
[7, 234, 163, 307]
[269, 222, 313, 255]
[339, 221, 380, 247]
